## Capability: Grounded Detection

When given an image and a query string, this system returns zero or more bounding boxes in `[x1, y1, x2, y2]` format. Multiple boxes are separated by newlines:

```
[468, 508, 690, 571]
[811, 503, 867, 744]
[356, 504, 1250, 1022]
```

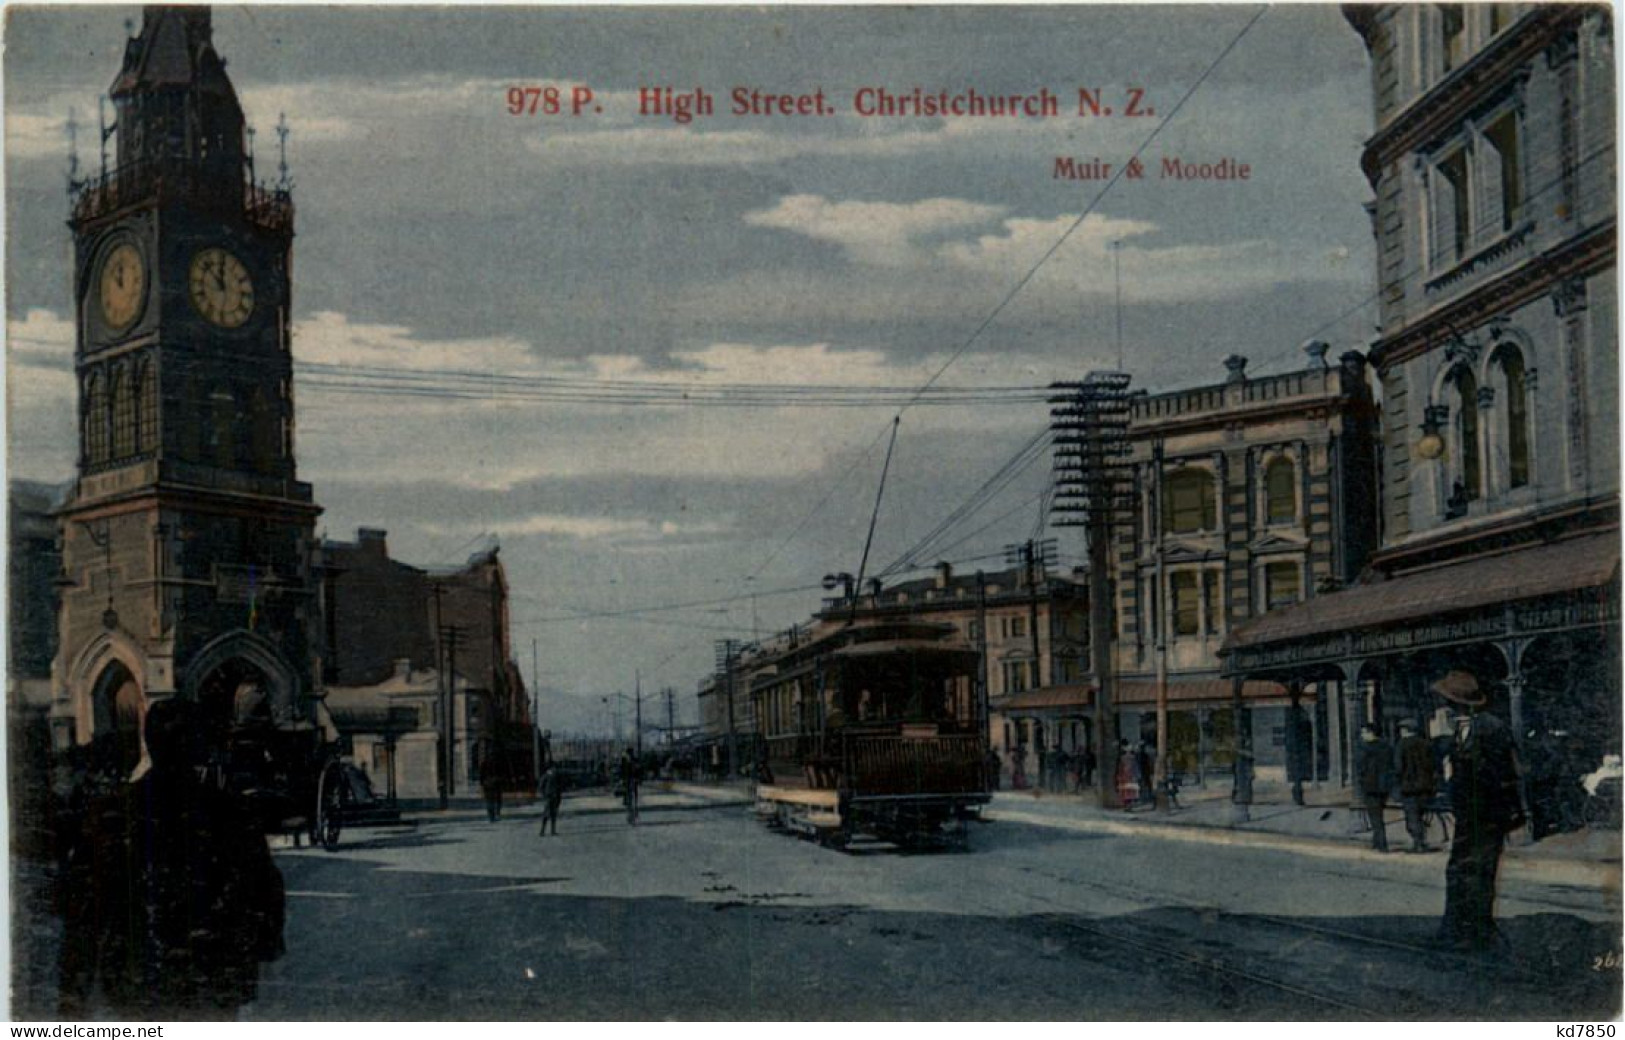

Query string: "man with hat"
[1433, 669, 1524, 950]
[1397, 719, 1437, 852]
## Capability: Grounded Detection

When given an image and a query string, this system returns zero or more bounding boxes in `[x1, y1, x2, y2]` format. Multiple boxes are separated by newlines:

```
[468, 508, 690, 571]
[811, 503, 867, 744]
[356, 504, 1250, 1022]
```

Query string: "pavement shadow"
[248, 859, 1621, 1021]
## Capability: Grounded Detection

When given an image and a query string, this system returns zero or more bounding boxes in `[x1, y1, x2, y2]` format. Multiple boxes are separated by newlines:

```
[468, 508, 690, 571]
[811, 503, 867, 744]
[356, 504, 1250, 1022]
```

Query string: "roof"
[992, 678, 1286, 713]
[1225, 532, 1620, 651]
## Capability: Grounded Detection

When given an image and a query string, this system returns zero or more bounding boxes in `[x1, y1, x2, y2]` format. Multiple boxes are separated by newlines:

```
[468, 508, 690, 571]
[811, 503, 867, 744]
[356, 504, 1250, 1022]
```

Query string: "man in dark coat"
[1356, 723, 1394, 852]
[537, 764, 563, 836]
[1434, 670, 1524, 950]
[1397, 719, 1438, 852]
[1284, 701, 1313, 806]
[58, 699, 285, 1019]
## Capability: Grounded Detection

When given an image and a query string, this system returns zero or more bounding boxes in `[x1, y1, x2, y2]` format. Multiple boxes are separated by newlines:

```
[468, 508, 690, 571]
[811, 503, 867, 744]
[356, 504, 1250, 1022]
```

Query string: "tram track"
[959, 870, 1386, 1017]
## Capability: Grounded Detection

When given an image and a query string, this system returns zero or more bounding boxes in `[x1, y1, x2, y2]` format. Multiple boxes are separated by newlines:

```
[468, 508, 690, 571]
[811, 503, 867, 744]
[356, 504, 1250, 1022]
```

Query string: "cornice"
[1359, 7, 1581, 186]
[1368, 219, 1616, 370]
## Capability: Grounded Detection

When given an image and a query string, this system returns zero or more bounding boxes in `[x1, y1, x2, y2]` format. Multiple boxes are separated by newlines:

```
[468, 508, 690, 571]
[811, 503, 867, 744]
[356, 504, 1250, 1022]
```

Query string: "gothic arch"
[63, 627, 150, 744]
[180, 629, 300, 724]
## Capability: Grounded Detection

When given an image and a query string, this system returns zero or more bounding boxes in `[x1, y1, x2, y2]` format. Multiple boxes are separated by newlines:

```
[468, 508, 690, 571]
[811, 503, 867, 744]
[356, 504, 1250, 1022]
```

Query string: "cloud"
[743, 195, 1006, 266]
[421, 513, 727, 543]
[295, 310, 536, 372]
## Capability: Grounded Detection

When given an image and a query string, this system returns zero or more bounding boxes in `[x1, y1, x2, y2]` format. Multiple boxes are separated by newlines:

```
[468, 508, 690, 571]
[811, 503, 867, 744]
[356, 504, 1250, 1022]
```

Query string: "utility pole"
[531, 638, 541, 789]
[975, 570, 989, 747]
[715, 639, 741, 780]
[665, 687, 676, 746]
[1050, 372, 1133, 809]
[440, 624, 466, 798]
[1152, 438, 1171, 812]
[635, 670, 643, 757]
[432, 585, 447, 809]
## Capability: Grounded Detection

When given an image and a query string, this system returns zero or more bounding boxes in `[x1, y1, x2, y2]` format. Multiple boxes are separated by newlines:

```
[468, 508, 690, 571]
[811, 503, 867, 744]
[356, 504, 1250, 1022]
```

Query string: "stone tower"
[52, 6, 322, 752]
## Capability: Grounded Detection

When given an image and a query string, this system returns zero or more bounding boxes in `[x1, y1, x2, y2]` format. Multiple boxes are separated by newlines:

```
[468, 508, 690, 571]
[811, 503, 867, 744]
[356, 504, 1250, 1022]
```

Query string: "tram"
[750, 619, 990, 848]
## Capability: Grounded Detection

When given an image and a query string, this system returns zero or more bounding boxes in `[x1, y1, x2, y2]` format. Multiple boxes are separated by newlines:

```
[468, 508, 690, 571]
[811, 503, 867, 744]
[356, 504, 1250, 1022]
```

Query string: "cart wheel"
[314, 760, 345, 850]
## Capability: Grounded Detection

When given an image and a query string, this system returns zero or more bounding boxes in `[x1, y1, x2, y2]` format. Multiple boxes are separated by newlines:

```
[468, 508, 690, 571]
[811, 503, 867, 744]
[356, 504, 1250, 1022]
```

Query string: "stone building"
[51, 8, 323, 753]
[320, 529, 531, 798]
[1113, 350, 1381, 785]
[1224, 6, 1618, 809]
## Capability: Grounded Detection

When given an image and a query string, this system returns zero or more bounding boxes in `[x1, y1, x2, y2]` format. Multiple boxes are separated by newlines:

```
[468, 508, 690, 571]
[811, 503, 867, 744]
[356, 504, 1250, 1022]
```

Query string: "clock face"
[188, 247, 255, 328]
[98, 242, 146, 331]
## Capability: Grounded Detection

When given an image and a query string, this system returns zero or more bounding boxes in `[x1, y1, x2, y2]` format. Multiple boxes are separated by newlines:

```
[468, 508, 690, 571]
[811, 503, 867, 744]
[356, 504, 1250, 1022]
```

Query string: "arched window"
[250, 387, 277, 471]
[1495, 347, 1531, 489]
[84, 370, 109, 464]
[111, 368, 136, 458]
[1162, 468, 1217, 534]
[208, 385, 236, 468]
[1264, 457, 1296, 524]
[1453, 367, 1481, 501]
[136, 362, 158, 454]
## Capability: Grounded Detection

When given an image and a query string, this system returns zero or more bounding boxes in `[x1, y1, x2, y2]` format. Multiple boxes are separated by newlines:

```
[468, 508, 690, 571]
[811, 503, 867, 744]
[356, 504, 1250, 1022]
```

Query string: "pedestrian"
[1079, 743, 1097, 790]
[58, 699, 285, 1019]
[1011, 745, 1028, 790]
[1115, 740, 1136, 809]
[1356, 723, 1394, 852]
[1397, 719, 1438, 852]
[1136, 741, 1155, 807]
[480, 752, 504, 822]
[1433, 670, 1523, 951]
[537, 764, 562, 836]
[1285, 699, 1313, 806]
[618, 747, 641, 825]
[985, 747, 1002, 791]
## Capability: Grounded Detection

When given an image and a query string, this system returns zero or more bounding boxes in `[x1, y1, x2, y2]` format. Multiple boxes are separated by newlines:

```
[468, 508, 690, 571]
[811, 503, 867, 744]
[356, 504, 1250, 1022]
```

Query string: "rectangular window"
[1203, 571, 1222, 635]
[1483, 113, 1523, 232]
[1003, 661, 1030, 694]
[1171, 571, 1200, 636]
[1265, 562, 1301, 611]
[1010, 615, 1027, 639]
[1436, 150, 1471, 262]
[1441, 5, 1466, 73]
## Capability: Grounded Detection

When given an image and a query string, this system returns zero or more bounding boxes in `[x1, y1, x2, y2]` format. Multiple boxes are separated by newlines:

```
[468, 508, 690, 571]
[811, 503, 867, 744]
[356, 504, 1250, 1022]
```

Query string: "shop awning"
[1224, 532, 1619, 656]
[993, 678, 1286, 713]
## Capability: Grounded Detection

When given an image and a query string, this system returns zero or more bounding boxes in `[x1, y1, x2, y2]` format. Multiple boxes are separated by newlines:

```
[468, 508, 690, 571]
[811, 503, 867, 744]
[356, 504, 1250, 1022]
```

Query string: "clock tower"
[53, 6, 323, 752]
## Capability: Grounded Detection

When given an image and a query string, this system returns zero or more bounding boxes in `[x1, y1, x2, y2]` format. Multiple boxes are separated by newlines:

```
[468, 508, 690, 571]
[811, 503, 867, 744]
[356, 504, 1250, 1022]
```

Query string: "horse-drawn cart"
[212, 722, 352, 849]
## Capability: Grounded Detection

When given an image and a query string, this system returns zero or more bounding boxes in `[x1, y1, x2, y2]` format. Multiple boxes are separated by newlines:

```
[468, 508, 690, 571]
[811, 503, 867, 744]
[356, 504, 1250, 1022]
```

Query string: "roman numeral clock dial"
[97, 242, 146, 331]
[188, 246, 255, 328]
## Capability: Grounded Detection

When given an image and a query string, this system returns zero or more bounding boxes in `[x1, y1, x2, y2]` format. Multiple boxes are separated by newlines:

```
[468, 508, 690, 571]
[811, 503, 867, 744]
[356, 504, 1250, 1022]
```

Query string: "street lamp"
[1416, 404, 1449, 462]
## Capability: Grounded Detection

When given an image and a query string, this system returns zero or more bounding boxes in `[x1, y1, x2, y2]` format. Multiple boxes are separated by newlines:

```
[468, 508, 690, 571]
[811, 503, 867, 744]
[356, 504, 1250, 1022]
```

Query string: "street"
[244, 790, 1621, 1021]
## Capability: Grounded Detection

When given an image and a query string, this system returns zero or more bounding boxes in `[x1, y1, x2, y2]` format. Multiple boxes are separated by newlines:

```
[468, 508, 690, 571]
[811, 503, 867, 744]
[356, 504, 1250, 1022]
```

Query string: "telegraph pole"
[715, 639, 741, 780]
[1152, 438, 1171, 812]
[440, 624, 466, 798]
[975, 570, 989, 745]
[531, 638, 541, 789]
[1050, 372, 1133, 809]
[433, 585, 447, 809]
[635, 670, 643, 757]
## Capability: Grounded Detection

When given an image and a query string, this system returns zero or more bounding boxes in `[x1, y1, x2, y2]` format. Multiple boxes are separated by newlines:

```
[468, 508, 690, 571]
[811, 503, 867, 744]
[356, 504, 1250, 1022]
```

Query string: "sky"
[5, 4, 1379, 736]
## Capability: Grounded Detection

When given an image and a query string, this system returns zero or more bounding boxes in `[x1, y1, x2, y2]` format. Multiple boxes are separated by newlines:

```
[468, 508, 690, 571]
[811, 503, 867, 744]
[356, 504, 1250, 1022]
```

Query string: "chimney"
[1302, 339, 1331, 369]
[1223, 354, 1248, 384]
[357, 527, 388, 555]
[935, 561, 954, 589]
